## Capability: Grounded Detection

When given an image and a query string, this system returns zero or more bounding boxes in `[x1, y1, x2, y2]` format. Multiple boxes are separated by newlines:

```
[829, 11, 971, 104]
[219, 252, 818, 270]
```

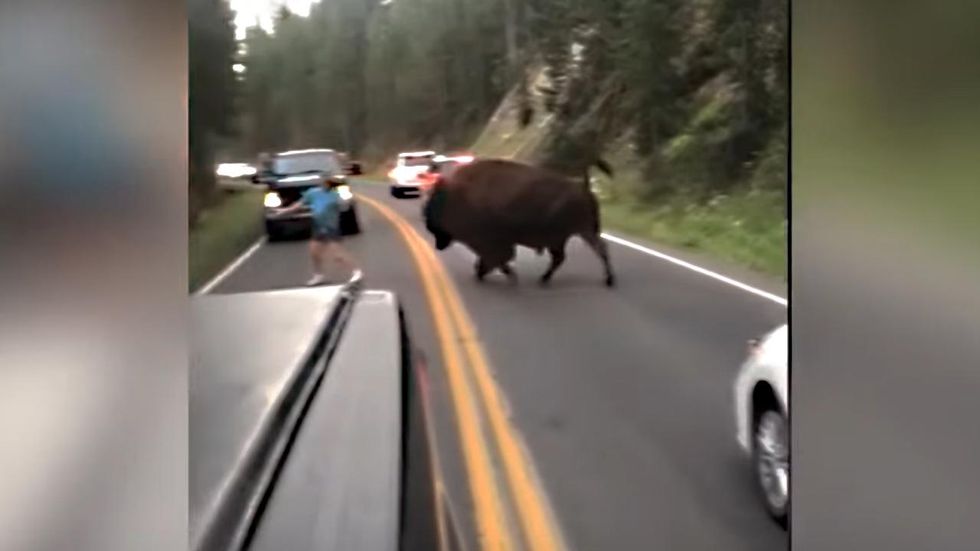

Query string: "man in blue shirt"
[274, 180, 361, 286]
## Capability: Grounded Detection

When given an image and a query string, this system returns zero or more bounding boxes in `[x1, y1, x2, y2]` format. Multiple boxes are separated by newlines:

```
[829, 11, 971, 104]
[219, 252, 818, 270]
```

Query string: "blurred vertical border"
[793, 1, 980, 549]
[0, 1, 187, 550]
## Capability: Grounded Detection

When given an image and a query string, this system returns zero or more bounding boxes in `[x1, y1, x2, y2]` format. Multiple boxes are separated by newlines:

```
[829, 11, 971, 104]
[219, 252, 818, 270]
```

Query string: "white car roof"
[278, 148, 335, 156]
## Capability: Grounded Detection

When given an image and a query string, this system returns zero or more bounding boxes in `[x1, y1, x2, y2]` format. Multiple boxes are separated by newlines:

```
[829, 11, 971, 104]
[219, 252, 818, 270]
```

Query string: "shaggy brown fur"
[423, 158, 615, 287]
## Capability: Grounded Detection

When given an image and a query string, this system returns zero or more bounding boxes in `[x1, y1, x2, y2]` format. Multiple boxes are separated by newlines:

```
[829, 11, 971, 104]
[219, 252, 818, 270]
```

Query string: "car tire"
[340, 206, 361, 235]
[753, 408, 789, 528]
[390, 187, 402, 199]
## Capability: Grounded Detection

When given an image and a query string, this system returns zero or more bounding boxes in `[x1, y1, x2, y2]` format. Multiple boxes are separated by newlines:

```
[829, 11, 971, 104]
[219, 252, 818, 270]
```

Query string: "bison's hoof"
[605, 274, 616, 287]
[499, 265, 518, 284]
[538, 275, 552, 286]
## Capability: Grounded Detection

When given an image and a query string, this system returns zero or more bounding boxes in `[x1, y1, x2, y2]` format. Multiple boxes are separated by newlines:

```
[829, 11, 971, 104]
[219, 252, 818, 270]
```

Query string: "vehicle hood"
[190, 284, 403, 551]
[190, 287, 346, 549]
[270, 173, 326, 187]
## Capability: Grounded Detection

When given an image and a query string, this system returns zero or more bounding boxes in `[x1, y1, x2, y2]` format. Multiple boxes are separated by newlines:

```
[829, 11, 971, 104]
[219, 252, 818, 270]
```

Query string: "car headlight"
[337, 185, 353, 201]
[263, 192, 282, 208]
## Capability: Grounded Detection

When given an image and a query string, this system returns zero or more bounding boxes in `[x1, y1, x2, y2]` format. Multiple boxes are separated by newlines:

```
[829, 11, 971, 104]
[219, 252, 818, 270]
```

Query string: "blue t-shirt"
[301, 187, 341, 230]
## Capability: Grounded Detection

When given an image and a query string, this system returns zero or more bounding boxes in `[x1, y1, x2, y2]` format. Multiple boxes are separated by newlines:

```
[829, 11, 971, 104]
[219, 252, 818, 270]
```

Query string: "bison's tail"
[583, 157, 614, 193]
[582, 157, 614, 196]
[593, 157, 614, 178]
[586, 183, 602, 235]
[581, 157, 612, 234]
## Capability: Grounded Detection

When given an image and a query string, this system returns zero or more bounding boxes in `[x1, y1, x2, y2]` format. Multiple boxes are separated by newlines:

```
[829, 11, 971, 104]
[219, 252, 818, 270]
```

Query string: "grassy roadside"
[358, 74, 787, 280]
[599, 189, 786, 280]
[591, 138, 787, 280]
[189, 189, 263, 293]
[468, 78, 786, 281]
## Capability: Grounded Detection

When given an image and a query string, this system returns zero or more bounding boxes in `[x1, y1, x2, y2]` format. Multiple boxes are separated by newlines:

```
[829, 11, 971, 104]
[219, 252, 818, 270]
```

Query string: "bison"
[422, 158, 616, 287]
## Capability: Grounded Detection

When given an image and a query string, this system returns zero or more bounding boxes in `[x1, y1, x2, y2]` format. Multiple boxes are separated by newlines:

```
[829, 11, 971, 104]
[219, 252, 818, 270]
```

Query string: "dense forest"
[189, 0, 238, 222]
[190, 0, 786, 220]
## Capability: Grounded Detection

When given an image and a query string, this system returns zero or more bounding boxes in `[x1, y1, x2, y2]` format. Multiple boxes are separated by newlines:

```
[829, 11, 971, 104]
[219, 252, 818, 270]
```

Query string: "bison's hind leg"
[494, 245, 518, 284]
[474, 258, 490, 282]
[475, 247, 518, 284]
[539, 241, 568, 286]
[499, 263, 518, 284]
[580, 232, 616, 287]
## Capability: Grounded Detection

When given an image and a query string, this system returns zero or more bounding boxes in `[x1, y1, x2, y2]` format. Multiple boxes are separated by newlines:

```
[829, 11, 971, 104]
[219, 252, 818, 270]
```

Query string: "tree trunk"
[502, 0, 519, 71]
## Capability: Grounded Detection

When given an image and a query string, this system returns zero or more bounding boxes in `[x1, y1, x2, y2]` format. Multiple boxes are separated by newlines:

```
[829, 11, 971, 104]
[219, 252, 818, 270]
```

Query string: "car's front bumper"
[390, 180, 423, 193]
[264, 198, 353, 220]
[733, 365, 754, 455]
[264, 199, 356, 234]
[265, 213, 312, 236]
[265, 208, 311, 222]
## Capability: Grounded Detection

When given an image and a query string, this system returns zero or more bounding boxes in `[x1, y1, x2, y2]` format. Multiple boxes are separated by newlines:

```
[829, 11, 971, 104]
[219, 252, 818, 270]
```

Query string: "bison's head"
[422, 183, 454, 250]
[431, 228, 453, 250]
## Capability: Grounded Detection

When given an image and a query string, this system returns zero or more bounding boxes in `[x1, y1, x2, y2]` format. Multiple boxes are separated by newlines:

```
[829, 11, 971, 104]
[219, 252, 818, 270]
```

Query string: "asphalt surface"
[209, 180, 788, 550]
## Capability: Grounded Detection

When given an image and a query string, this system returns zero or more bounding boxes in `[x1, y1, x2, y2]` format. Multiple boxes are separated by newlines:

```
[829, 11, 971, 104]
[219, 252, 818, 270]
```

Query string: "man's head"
[258, 152, 272, 170]
[322, 174, 344, 189]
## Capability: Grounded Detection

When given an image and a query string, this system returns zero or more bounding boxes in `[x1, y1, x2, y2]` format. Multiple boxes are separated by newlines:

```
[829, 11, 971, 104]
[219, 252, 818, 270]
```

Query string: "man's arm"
[273, 192, 309, 217]
[275, 201, 305, 216]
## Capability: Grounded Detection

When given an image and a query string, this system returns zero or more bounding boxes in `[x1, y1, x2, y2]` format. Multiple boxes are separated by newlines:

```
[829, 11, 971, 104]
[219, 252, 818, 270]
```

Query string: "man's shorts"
[311, 224, 341, 242]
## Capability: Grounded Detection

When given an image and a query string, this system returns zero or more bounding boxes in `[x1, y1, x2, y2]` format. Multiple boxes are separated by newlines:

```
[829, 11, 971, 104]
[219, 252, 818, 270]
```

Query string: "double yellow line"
[359, 195, 566, 551]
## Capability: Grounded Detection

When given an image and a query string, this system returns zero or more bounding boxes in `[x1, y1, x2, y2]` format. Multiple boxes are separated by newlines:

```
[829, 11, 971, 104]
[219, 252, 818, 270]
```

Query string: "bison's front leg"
[580, 232, 616, 287]
[540, 242, 567, 285]
[475, 245, 518, 284]
[474, 258, 490, 281]
[499, 263, 518, 284]
[496, 246, 518, 284]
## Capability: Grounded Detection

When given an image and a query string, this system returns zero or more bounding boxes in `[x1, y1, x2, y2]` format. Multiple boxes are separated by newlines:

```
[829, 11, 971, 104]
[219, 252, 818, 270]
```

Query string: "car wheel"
[340, 206, 361, 235]
[753, 408, 789, 527]
[390, 187, 401, 199]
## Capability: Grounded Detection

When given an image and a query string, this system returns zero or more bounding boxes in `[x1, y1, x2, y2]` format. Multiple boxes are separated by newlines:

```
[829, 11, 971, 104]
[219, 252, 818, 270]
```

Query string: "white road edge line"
[195, 236, 267, 295]
[600, 232, 788, 307]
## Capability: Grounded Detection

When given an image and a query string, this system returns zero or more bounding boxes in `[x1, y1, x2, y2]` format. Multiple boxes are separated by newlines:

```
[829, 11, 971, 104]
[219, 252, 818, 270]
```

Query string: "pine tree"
[189, 0, 238, 223]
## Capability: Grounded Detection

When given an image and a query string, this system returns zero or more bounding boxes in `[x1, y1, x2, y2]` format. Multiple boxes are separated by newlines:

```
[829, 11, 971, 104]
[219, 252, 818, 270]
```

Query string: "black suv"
[254, 149, 361, 240]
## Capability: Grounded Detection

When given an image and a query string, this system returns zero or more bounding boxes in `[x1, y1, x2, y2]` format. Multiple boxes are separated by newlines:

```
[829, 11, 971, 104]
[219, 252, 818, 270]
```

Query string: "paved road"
[209, 181, 788, 550]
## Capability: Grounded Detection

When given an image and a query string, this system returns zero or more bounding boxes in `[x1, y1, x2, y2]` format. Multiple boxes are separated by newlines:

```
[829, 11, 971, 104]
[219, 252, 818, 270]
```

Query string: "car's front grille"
[275, 186, 309, 207]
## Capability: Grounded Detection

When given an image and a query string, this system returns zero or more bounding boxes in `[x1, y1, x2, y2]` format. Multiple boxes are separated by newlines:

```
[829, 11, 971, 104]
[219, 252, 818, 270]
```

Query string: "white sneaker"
[351, 269, 364, 282]
[306, 273, 326, 286]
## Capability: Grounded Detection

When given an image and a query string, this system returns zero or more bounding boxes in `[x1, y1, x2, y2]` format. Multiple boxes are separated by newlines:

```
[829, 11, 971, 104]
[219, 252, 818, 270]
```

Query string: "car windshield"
[272, 152, 340, 175]
[400, 156, 432, 167]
